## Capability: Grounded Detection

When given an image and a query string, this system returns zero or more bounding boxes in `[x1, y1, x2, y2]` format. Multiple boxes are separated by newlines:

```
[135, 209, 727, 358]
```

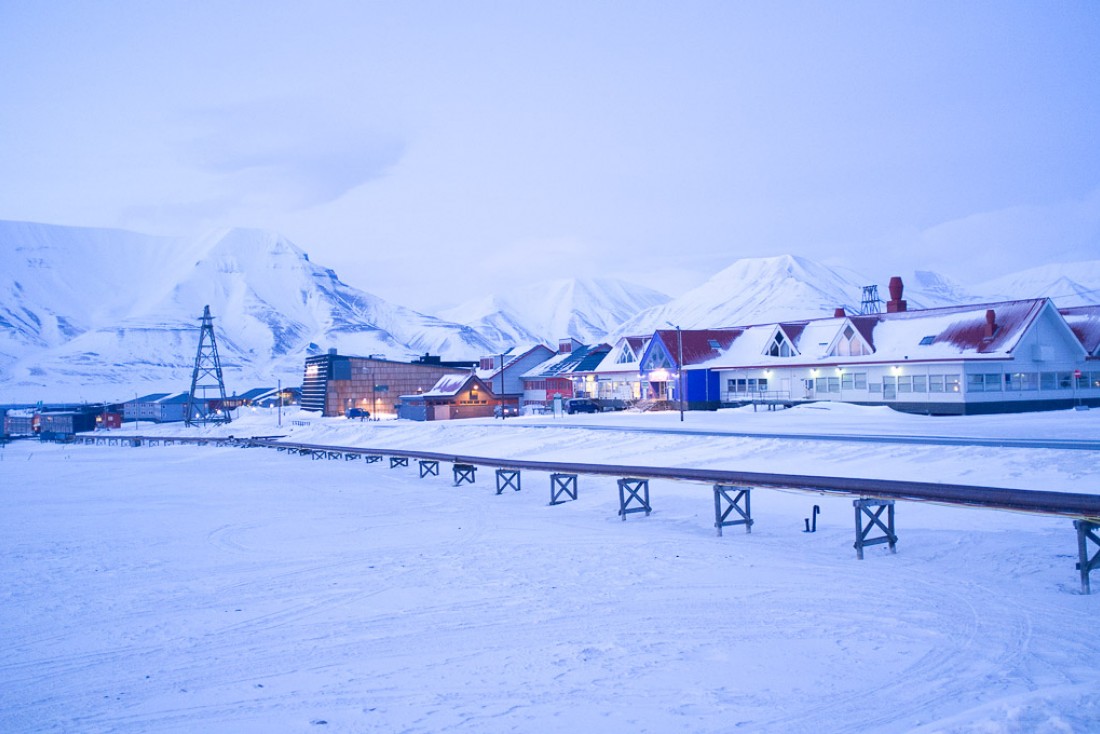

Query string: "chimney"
[984, 309, 996, 339]
[886, 276, 908, 313]
[833, 307, 846, 318]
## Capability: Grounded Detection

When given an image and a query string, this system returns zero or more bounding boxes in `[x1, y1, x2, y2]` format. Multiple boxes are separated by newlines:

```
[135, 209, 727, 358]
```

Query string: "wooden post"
[1075, 520, 1099, 594]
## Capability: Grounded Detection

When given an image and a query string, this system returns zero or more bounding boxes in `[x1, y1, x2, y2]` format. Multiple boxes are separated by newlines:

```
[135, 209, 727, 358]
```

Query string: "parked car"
[493, 404, 519, 418]
[346, 408, 370, 420]
[565, 398, 599, 414]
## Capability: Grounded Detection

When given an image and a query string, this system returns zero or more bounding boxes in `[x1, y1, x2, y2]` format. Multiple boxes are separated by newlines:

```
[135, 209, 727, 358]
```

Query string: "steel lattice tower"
[860, 285, 883, 314]
[185, 305, 231, 426]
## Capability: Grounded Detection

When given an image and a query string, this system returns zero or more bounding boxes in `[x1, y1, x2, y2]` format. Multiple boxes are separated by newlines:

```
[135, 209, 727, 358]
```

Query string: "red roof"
[654, 329, 743, 367]
[934, 300, 1044, 354]
[1060, 305, 1100, 355]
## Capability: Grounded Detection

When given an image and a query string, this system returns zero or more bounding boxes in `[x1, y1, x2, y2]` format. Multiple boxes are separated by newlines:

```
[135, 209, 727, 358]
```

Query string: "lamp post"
[666, 322, 684, 422]
[499, 353, 506, 420]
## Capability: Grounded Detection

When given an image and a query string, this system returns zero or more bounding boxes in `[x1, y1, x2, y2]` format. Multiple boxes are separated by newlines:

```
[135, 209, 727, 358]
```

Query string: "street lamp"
[666, 322, 684, 422]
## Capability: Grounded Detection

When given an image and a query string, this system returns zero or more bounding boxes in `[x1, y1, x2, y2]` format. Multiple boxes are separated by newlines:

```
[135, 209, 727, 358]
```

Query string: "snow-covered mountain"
[0, 221, 496, 401]
[976, 260, 1100, 306]
[612, 255, 870, 335]
[438, 277, 670, 347]
[4, 219, 1097, 404]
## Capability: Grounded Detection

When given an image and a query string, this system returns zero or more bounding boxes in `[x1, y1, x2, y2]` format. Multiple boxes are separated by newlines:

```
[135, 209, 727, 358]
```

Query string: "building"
[124, 393, 195, 423]
[397, 372, 500, 421]
[668, 283, 1100, 414]
[587, 335, 652, 404]
[521, 339, 612, 409]
[636, 329, 742, 409]
[301, 351, 472, 417]
[36, 410, 98, 441]
[475, 344, 555, 404]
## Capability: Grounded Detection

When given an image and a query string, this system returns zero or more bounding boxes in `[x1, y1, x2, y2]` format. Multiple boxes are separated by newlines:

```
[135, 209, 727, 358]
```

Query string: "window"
[832, 325, 871, 357]
[1040, 372, 1056, 390]
[929, 374, 944, 393]
[912, 375, 927, 393]
[967, 374, 1003, 393]
[728, 378, 768, 394]
[615, 346, 636, 364]
[882, 376, 896, 399]
[898, 376, 912, 393]
[853, 373, 867, 390]
[1057, 372, 1073, 389]
[1007, 373, 1038, 391]
[826, 377, 840, 393]
[946, 375, 961, 393]
[768, 331, 795, 357]
[841, 373, 853, 390]
[708, 339, 721, 350]
[869, 381, 882, 393]
[919, 335, 936, 346]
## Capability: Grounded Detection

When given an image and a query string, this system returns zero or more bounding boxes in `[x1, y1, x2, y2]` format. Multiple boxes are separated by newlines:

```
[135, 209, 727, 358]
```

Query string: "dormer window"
[831, 324, 871, 357]
[768, 331, 794, 357]
[616, 344, 637, 364]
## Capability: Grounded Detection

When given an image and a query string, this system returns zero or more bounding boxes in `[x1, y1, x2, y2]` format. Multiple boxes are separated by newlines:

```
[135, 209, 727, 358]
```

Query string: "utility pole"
[500, 353, 505, 419]
[277, 379, 282, 428]
[677, 325, 684, 422]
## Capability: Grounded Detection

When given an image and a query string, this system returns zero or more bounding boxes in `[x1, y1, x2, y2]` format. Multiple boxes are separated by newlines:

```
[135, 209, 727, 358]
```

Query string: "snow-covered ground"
[3, 406, 1099, 733]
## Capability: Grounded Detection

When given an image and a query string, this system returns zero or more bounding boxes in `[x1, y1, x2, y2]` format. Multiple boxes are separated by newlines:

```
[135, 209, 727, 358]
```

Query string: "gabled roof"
[134, 392, 171, 403]
[702, 298, 1059, 369]
[475, 344, 554, 381]
[237, 387, 278, 401]
[420, 372, 491, 398]
[524, 343, 611, 378]
[592, 335, 650, 374]
[647, 329, 743, 368]
[1059, 305, 1100, 355]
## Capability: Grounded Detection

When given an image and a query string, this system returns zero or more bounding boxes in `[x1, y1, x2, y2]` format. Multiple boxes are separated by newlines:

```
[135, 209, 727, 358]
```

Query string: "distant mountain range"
[2, 219, 1098, 402]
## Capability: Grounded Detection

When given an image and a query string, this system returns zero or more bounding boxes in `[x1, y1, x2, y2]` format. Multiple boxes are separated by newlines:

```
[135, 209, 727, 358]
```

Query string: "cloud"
[174, 98, 407, 212]
[912, 188, 1100, 280]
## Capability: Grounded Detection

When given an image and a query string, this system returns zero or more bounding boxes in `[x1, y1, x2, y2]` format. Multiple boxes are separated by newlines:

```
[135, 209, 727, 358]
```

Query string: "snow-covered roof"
[524, 343, 611, 378]
[1060, 305, 1100, 355]
[474, 344, 551, 381]
[695, 299, 1056, 369]
[592, 336, 650, 374]
[420, 373, 476, 398]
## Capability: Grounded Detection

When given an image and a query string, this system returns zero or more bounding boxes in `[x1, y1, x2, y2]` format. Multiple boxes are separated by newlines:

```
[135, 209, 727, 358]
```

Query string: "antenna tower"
[860, 285, 883, 314]
[185, 305, 231, 426]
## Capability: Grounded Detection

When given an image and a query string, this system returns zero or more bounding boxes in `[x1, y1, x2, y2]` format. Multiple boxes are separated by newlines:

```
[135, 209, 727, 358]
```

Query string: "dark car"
[565, 398, 599, 414]
[346, 407, 370, 420]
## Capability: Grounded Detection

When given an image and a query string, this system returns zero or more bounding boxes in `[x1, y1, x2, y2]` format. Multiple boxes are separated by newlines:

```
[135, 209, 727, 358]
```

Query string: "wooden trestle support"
[452, 463, 477, 486]
[549, 473, 577, 505]
[617, 478, 651, 520]
[854, 498, 897, 560]
[419, 460, 439, 478]
[495, 469, 521, 494]
[714, 485, 753, 536]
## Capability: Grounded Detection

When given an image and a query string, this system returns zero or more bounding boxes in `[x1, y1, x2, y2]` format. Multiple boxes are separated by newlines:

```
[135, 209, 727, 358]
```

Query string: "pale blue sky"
[2, 1, 1098, 310]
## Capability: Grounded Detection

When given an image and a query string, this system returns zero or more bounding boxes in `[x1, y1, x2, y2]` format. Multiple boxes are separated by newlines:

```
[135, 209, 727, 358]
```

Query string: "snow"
[3, 406, 1099, 733]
